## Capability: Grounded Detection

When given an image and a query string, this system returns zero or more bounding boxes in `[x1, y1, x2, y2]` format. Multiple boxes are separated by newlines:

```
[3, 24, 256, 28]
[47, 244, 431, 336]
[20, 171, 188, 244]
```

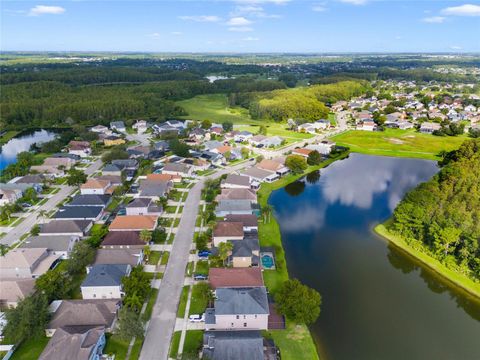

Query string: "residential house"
[152, 123, 179, 136]
[110, 121, 126, 132]
[199, 151, 225, 166]
[21, 235, 80, 259]
[101, 231, 144, 249]
[234, 131, 253, 143]
[10, 174, 44, 192]
[229, 236, 260, 268]
[104, 136, 126, 147]
[39, 326, 106, 360]
[225, 214, 258, 232]
[95, 175, 122, 187]
[0, 248, 61, 279]
[291, 148, 313, 158]
[90, 125, 109, 134]
[146, 173, 182, 183]
[68, 194, 111, 208]
[81, 264, 131, 300]
[306, 140, 336, 155]
[189, 128, 206, 142]
[209, 268, 263, 290]
[125, 197, 163, 216]
[256, 159, 289, 177]
[102, 164, 123, 177]
[241, 167, 279, 184]
[204, 140, 224, 151]
[93, 248, 143, 267]
[215, 200, 255, 217]
[203, 330, 274, 360]
[29, 165, 65, 178]
[132, 120, 148, 133]
[109, 215, 157, 232]
[249, 135, 267, 147]
[162, 163, 193, 177]
[138, 179, 173, 199]
[213, 222, 244, 247]
[0, 187, 22, 206]
[51, 153, 82, 161]
[216, 188, 257, 203]
[0, 279, 35, 308]
[40, 220, 92, 237]
[205, 287, 269, 330]
[44, 157, 76, 169]
[221, 174, 251, 190]
[420, 122, 442, 134]
[154, 140, 170, 152]
[46, 299, 120, 336]
[68, 141, 92, 158]
[80, 179, 111, 195]
[356, 120, 377, 131]
[54, 206, 103, 222]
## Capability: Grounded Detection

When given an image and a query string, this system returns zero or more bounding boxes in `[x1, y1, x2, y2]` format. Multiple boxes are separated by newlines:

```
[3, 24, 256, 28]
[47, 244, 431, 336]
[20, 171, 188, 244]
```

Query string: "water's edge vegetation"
[375, 223, 480, 300]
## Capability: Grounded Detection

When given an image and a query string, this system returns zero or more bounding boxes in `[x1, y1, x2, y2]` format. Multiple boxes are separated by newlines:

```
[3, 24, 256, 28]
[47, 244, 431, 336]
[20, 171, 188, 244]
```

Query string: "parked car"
[21, 202, 33, 208]
[193, 274, 208, 281]
[198, 250, 211, 258]
[189, 314, 205, 322]
[117, 208, 126, 216]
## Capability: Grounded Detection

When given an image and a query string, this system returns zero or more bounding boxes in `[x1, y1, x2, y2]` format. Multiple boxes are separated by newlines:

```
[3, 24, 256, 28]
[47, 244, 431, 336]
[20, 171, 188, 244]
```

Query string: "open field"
[330, 129, 468, 160]
[375, 223, 480, 299]
[176, 94, 257, 124]
[265, 322, 320, 360]
[236, 124, 314, 144]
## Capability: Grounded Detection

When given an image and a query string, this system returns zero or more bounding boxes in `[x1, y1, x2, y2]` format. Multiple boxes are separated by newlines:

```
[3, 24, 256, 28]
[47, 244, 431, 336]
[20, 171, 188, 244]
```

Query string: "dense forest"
[389, 139, 480, 280]
[231, 80, 368, 121]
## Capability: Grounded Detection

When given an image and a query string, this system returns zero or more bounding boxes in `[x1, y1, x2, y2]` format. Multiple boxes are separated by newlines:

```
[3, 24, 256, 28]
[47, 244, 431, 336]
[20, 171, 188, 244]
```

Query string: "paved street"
[0, 158, 103, 247]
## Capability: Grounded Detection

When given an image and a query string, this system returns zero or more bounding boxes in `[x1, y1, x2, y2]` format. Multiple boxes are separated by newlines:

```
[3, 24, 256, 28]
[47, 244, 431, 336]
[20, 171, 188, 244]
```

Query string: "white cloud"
[227, 16, 252, 26]
[242, 36, 260, 41]
[450, 45, 463, 50]
[147, 32, 161, 39]
[178, 15, 221, 22]
[235, 0, 290, 4]
[339, 0, 368, 5]
[422, 16, 446, 23]
[228, 26, 254, 32]
[312, 5, 327, 12]
[28, 5, 65, 16]
[171, 31, 183, 36]
[395, 35, 402, 40]
[442, 4, 480, 16]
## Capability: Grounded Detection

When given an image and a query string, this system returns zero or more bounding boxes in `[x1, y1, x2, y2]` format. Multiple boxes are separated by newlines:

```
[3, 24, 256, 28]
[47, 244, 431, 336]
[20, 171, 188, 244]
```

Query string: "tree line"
[389, 139, 480, 280]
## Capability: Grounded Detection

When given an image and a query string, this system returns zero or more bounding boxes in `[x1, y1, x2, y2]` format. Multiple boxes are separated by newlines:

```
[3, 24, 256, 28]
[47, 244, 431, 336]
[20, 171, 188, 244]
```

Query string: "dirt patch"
[386, 138, 405, 145]
[286, 325, 307, 340]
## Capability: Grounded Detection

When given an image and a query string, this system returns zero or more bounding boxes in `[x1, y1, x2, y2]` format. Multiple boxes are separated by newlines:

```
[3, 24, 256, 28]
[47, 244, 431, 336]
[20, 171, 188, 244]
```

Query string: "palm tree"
[218, 241, 233, 267]
[139, 229, 152, 243]
[262, 204, 273, 223]
[0, 244, 8, 256]
[38, 209, 47, 224]
[143, 245, 151, 263]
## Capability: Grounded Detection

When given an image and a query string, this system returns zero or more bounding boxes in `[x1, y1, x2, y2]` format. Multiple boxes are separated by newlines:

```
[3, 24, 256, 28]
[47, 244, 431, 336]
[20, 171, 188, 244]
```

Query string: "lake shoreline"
[258, 151, 350, 360]
[374, 223, 480, 300]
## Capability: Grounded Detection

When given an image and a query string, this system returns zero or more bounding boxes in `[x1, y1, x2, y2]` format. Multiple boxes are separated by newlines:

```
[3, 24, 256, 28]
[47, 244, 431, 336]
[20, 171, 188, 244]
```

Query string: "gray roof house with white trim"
[203, 330, 265, 360]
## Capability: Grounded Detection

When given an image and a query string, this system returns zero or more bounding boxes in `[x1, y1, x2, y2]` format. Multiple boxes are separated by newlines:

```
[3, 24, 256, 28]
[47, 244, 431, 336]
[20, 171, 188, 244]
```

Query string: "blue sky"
[2, 1, 479, 52]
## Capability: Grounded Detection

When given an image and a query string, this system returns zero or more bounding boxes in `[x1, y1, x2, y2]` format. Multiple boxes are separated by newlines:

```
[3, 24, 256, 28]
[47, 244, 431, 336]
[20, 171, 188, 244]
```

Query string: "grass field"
[236, 124, 313, 144]
[265, 322, 320, 360]
[10, 336, 49, 360]
[375, 223, 480, 299]
[331, 129, 468, 160]
[176, 94, 257, 124]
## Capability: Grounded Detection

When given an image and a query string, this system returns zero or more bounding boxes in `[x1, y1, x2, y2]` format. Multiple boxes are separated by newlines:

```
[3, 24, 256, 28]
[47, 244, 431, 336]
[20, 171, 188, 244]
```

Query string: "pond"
[0, 130, 57, 171]
[269, 153, 480, 360]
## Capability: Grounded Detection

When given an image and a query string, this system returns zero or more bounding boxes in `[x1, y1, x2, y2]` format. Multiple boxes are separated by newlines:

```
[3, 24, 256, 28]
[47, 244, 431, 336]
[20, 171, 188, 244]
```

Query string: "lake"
[0, 130, 57, 171]
[269, 153, 480, 360]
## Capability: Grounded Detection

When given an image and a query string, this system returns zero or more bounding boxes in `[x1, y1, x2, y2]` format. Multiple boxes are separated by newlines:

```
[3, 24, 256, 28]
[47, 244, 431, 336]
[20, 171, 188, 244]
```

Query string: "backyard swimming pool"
[261, 253, 275, 269]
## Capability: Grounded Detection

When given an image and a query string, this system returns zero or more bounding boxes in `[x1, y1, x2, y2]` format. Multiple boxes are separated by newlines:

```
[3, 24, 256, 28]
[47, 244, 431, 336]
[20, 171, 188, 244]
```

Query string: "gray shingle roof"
[223, 174, 250, 187]
[54, 206, 102, 220]
[203, 330, 264, 360]
[40, 220, 91, 235]
[68, 194, 111, 207]
[216, 200, 253, 212]
[21, 235, 78, 252]
[214, 287, 269, 315]
[126, 197, 152, 208]
[82, 264, 129, 287]
[231, 237, 259, 257]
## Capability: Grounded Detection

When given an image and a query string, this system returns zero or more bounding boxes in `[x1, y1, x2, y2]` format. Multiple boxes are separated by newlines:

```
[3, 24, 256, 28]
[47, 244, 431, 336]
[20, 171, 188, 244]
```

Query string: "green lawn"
[182, 330, 204, 357]
[177, 286, 189, 318]
[129, 338, 144, 360]
[188, 284, 209, 316]
[330, 129, 468, 160]
[169, 331, 181, 359]
[195, 260, 209, 276]
[0, 130, 19, 145]
[165, 206, 182, 214]
[236, 124, 313, 144]
[265, 322, 320, 360]
[104, 334, 129, 359]
[10, 336, 49, 360]
[176, 94, 257, 124]
[375, 224, 480, 299]
[107, 197, 121, 212]
[147, 251, 161, 265]
[161, 251, 170, 265]
[142, 288, 159, 321]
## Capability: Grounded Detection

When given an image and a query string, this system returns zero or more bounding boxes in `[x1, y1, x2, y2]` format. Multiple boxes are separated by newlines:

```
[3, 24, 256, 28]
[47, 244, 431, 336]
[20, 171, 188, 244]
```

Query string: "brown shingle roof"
[225, 214, 258, 227]
[209, 268, 264, 289]
[292, 148, 313, 156]
[213, 222, 244, 237]
[109, 215, 157, 231]
[101, 231, 143, 247]
[257, 159, 283, 172]
[146, 174, 181, 182]
[215, 188, 257, 202]
[81, 179, 109, 190]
